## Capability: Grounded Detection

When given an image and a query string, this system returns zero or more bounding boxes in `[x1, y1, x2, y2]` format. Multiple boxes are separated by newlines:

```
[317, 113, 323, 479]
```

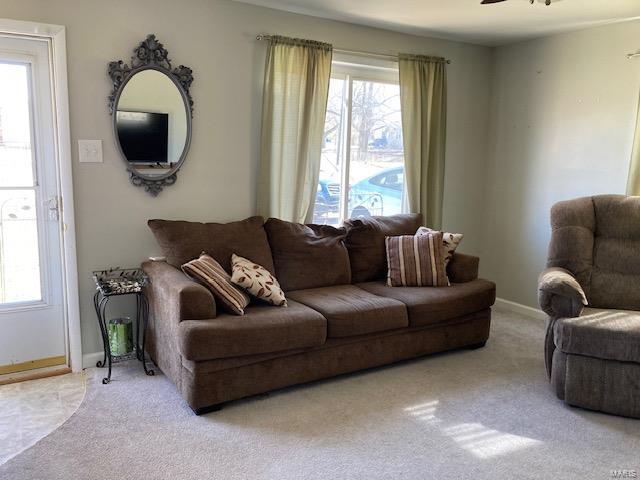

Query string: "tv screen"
[116, 110, 169, 164]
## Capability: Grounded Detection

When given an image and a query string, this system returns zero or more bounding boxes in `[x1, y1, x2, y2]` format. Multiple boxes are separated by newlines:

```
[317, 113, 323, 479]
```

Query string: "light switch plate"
[78, 139, 103, 163]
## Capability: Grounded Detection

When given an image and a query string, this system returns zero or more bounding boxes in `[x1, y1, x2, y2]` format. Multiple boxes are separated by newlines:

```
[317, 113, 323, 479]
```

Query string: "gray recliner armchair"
[539, 194, 640, 418]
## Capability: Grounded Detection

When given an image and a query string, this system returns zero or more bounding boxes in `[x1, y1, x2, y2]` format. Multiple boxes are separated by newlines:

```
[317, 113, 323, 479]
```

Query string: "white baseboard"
[494, 297, 546, 320]
[82, 351, 104, 369]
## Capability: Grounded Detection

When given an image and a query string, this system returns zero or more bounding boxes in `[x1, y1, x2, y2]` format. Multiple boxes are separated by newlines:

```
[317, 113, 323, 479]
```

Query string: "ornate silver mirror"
[108, 35, 193, 196]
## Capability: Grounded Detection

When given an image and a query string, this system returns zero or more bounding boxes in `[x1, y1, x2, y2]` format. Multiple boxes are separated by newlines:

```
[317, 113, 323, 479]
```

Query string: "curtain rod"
[255, 35, 451, 64]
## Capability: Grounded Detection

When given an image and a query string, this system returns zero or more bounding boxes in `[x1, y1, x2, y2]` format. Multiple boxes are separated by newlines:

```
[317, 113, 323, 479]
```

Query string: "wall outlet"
[78, 140, 103, 163]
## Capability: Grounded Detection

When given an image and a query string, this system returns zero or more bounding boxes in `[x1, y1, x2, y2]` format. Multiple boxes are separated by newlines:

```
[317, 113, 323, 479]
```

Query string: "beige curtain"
[627, 94, 640, 195]
[399, 54, 447, 229]
[257, 36, 333, 223]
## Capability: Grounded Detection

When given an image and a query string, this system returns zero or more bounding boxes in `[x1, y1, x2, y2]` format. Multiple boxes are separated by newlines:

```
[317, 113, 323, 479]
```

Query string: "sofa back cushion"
[344, 213, 423, 283]
[148, 216, 275, 274]
[264, 218, 351, 291]
[548, 194, 640, 311]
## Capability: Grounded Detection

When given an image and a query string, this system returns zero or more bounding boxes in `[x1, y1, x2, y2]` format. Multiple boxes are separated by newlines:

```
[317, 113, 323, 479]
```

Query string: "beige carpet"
[1, 307, 639, 480]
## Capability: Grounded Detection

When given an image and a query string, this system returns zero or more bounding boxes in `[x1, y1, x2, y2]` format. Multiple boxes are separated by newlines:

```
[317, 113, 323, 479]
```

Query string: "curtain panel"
[627, 93, 640, 195]
[398, 54, 447, 229]
[257, 35, 333, 223]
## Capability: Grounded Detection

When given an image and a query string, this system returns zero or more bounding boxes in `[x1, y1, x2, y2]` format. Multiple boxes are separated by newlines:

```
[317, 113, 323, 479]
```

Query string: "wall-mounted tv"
[116, 110, 169, 164]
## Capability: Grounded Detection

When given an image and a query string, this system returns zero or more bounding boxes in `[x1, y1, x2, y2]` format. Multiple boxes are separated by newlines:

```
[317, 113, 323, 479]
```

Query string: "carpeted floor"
[1, 307, 639, 480]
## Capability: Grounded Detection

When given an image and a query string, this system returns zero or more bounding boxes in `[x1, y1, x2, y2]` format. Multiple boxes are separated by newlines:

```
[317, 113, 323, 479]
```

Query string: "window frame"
[321, 55, 405, 224]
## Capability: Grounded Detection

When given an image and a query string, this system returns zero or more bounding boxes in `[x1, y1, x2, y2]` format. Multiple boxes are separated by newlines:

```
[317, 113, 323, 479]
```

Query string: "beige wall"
[2, 0, 493, 357]
[481, 20, 640, 308]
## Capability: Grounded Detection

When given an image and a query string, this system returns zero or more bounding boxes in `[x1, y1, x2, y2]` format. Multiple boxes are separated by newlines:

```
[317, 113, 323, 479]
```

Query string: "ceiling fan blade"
[480, 0, 508, 3]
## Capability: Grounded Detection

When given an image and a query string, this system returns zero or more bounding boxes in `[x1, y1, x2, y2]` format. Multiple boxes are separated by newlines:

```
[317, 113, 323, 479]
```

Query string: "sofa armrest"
[538, 267, 587, 319]
[142, 260, 216, 321]
[447, 253, 479, 283]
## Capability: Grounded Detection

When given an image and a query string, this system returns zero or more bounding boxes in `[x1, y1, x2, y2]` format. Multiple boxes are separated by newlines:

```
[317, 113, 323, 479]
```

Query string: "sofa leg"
[466, 341, 487, 350]
[194, 404, 224, 415]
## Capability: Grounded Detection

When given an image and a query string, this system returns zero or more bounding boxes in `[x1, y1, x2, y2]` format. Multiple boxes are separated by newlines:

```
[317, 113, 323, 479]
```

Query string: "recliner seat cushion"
[287, 285, 408, 338]
[264, 218, 351, 291]
[177, 300, 326, 361]
[356, 279, 496, 327]
[554, 307, 640, 364]
[148, 216, 275, 274]
[344, 213, 423, 283]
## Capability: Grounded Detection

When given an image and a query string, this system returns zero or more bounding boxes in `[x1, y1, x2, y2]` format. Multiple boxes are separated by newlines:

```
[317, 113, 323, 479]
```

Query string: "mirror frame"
[108, 34, 194, 196]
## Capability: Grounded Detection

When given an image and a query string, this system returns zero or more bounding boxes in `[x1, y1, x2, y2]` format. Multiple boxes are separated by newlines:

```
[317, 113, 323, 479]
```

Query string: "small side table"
[92, 268, 155, 384]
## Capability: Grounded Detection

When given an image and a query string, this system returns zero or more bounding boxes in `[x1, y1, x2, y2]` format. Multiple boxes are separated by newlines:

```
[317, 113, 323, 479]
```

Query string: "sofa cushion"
[554, 307, 640, 364]
[344, 213, 423, 283]
[177, 300, 326, 361]
[446, 253, 479, 283]
[148, 216, 275, 274]
[356, 279, 496, 327]
[287, 285, 408, 338]
[264, 218, 351, 291]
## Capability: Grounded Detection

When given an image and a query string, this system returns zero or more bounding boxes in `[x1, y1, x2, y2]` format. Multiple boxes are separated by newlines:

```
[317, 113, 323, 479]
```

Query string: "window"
[0, 62, 41, 303]
[313, 58, 405, 225]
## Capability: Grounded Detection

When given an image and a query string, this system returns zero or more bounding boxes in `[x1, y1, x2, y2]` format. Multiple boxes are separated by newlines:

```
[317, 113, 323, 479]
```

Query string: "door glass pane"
[0, 62, 35, 187]
[0, 190, 41, 303]
[348, 80, 404, 218]
[314, 77, 346, 225]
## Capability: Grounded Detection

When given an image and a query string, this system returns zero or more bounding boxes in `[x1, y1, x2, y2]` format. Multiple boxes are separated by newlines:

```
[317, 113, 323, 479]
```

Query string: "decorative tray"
[92, 268, 148, 296]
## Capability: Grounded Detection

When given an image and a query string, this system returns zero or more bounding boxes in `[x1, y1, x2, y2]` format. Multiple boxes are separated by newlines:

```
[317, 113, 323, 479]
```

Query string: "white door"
[0, 35, 66, 374]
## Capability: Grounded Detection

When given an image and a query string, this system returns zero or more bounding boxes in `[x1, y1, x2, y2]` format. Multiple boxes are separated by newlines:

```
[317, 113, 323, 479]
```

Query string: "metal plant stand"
[92, 268, 155, 384]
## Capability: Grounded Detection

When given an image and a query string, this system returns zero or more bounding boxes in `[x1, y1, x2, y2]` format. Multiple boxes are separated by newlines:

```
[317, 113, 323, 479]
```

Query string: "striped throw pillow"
[181, 252, 250, 315]
[385, 233, 448, 287]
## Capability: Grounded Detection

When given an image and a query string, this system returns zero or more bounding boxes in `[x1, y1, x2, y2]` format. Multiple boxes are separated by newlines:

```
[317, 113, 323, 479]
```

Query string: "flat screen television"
[116, 110, 169, 164]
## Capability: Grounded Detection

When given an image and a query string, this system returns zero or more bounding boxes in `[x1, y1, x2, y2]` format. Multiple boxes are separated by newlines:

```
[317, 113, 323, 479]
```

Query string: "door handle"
[44, 196, 61, 221]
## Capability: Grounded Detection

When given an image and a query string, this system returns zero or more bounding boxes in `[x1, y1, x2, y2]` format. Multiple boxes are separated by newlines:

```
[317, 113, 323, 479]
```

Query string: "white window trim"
[0, 19, 82, 373]
[325, 55, 406, 224]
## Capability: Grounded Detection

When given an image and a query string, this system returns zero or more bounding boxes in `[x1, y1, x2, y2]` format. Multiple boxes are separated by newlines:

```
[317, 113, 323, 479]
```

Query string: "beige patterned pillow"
[416, 226, 463, 267]
[230, 254, 287, 307]
[181, 253, 250, 316]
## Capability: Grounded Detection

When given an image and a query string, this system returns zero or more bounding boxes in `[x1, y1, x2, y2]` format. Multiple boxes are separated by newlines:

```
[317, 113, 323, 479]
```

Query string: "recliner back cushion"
[590, 195, 640, 310]
[344, 213, 423, 283]
[264, 218, 351, 291]
[148, 216, 275, 274]
[548, 195, 640, 310]
[547, 196, 596, 299]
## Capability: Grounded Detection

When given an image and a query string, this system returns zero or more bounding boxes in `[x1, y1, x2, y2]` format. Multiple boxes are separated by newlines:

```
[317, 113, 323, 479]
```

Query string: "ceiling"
[233, 0, 640, 46]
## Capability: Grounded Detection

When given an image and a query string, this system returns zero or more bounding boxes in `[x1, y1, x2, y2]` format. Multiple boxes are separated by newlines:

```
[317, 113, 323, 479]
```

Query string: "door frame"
[0, 19, 82, 373]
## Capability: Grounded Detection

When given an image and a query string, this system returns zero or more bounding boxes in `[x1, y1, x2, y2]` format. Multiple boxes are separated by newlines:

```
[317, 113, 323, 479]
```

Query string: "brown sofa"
[143, 213, 496, 414]
[539, 195, 640, 418]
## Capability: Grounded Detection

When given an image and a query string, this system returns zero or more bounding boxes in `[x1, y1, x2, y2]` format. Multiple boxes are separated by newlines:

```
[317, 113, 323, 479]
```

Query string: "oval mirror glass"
[115, 69, 188, 178]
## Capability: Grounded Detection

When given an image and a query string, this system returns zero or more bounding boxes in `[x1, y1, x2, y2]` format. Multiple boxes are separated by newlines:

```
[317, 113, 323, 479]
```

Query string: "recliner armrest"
[142, 260, 216, 321]
[538, 267, 587, 319]
[447, 253, 479, 283]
